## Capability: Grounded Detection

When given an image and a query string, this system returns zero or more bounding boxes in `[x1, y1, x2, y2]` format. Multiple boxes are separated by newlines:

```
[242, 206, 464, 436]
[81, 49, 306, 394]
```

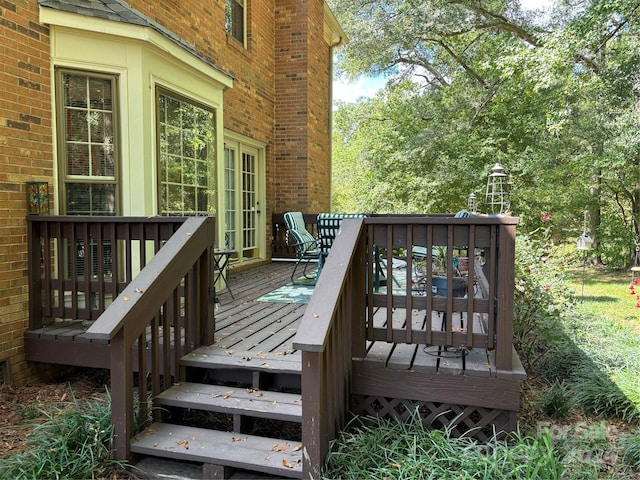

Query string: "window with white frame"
[225, 0, 245, 44]
[157, 90, 216, 216]
[56, 70, 118, 215]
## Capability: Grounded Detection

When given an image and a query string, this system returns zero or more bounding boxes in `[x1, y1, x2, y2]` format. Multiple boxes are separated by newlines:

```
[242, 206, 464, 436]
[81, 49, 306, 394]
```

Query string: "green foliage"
[513, 234, 577, 372]
[0, 388, 129, 480]
[513, 232, 640, 424]
[619, 429, 640, 469]
[572, 367, 640, 424]
[329, 0, 640, 262]
[538, 379, 576, 420]
[322, 412, 566, 480]
[596, 213, 638, 268]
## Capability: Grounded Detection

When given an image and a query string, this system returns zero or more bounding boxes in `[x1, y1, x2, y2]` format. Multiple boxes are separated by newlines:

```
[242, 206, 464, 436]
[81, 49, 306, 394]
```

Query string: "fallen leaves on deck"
[175, 439, 189, 449]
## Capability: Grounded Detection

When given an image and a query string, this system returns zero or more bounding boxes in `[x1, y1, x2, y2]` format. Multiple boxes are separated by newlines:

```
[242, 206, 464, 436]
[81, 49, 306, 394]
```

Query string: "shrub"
[513, 234, 576, 372]
[0, 387, 129, 480]
[538, 379, 576, 420]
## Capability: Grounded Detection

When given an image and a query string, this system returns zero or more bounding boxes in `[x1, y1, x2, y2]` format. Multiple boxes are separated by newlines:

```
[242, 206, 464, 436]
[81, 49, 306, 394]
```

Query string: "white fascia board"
[39, 6, 233, 90]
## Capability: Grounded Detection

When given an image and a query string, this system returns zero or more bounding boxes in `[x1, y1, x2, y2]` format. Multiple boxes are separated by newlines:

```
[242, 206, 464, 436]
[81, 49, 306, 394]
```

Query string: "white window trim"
[41, 6, 233, 216]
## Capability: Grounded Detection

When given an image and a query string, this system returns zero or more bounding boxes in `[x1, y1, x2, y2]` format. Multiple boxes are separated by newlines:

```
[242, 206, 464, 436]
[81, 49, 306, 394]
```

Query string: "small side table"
[212, 248, 236, 300]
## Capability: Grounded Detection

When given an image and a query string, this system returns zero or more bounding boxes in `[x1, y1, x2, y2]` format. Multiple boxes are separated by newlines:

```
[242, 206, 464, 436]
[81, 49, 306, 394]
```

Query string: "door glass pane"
[242, 152, 257, 257]
[224, 146, 236, 249]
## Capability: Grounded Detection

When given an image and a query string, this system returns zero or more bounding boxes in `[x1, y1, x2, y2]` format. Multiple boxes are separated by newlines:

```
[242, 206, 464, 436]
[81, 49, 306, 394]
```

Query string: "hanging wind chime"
[630, 237, 640, 309]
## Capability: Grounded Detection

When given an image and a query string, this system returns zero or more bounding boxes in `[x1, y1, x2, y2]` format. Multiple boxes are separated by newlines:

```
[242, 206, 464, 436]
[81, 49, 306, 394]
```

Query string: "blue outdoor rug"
[257, 282, 315, 304]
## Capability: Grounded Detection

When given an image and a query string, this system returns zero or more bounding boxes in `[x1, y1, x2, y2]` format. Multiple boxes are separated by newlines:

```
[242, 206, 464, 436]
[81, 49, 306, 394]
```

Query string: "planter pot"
[432, 276, 466, 297]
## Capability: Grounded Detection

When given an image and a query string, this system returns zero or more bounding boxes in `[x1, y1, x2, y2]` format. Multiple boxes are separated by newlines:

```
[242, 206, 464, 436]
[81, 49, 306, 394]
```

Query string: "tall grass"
[322, 412, 565, 480]
[0, 387, 130, 480]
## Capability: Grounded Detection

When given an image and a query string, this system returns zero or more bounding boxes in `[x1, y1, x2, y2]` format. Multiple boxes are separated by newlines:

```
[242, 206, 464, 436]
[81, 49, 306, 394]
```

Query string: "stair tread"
[181, 346, 301, 374]
[131, 422, 302, 478]
[156, 382, 302, 422]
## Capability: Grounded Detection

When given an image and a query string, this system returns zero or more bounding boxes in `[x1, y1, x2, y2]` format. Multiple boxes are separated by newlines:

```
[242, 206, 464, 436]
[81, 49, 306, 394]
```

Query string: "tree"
[329, 0, 640, 265]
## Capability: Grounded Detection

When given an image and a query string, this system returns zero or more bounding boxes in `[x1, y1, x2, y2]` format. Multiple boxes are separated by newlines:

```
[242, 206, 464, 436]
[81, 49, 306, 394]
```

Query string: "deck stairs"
[131, 344, 304, 479]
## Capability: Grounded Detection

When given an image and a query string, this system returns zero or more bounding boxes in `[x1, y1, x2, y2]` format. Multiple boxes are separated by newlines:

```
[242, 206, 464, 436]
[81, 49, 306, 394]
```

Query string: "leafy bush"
[513, 234, 576, 372]
[0, 388, 129, 480]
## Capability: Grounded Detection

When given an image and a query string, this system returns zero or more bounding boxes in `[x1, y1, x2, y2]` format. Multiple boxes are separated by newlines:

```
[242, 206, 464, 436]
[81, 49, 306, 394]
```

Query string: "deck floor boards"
[26, 260, 516, 378]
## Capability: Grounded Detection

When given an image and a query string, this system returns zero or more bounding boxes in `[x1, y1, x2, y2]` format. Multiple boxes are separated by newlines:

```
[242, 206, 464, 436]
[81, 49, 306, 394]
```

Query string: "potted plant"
[431, 246, 466, 297]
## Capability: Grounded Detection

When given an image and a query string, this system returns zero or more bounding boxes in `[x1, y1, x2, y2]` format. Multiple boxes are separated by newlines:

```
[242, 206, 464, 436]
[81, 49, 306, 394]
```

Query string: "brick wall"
[306, 1, 332, 214]
[0, 0, 54, 384]
[1, 0, 334, 384]
[273, 0, 332, 214]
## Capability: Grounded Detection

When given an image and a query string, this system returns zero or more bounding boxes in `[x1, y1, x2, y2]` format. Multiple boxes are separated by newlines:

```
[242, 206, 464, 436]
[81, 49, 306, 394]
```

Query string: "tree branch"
[449, 0, 545, 47]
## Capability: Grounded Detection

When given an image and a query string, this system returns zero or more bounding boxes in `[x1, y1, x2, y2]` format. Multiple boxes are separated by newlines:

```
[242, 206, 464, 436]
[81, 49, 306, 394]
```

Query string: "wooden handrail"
[84, 216, 215, 460]
[27, 215, 216, 460]
[86, 217, 214, 340]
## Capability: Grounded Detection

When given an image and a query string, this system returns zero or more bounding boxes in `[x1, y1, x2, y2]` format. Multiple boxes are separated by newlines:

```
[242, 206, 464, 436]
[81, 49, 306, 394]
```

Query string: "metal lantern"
[485, 163, 509, 214]
[467, 193, 477, 214]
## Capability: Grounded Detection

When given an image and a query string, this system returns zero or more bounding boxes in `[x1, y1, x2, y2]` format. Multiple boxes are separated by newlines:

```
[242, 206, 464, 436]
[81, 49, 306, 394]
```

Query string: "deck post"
[27, 217, 44, 330]
[495, 223, 516, 372]
[110, 327, 133, 461]
[300, 350, 322, 479]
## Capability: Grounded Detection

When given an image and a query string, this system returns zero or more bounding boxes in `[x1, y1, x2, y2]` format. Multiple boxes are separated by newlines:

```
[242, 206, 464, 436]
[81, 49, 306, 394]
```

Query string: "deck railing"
[27, 215, 216, 460]
[27, 215, 189, 328]
[293, 214, 518, 478]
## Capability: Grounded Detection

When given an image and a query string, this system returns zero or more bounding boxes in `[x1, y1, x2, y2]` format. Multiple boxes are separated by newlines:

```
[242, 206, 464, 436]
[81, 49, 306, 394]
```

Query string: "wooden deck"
[25, 215, 526, 478]
[25, 260, 523, 381]
[25, 261, 302, 370]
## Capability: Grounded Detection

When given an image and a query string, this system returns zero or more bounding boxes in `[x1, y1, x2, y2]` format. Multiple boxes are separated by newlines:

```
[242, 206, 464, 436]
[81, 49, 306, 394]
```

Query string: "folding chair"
[284, 212, 321, 285]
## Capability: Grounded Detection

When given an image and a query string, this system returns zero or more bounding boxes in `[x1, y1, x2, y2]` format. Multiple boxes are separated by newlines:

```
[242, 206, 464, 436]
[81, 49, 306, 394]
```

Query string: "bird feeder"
[576, 233, 594, 251]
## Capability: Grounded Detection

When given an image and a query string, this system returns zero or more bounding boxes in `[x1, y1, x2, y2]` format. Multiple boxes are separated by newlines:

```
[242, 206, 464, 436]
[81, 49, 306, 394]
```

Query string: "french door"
[224, 141, 264, 262]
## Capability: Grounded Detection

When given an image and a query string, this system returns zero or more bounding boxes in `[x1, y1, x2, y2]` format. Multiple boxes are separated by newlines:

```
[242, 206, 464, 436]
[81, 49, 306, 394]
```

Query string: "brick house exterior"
[0, 0, 345, 384]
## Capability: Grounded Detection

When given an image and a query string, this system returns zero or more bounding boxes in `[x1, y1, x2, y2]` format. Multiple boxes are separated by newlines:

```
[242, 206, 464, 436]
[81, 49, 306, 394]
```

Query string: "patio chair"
[317, 213, 366, 266]
[316, 213, 388, 287]
[284, 211, 321, 285]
